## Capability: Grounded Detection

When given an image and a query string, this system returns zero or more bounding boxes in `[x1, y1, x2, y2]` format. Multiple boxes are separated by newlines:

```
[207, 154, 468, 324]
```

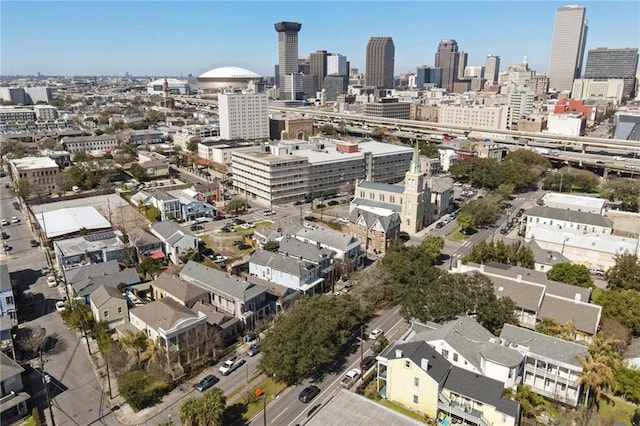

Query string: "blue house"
[180, 197, 215, 222]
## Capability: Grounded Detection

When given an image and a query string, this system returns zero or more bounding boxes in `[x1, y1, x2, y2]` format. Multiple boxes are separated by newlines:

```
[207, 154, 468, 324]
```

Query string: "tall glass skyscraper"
[275, 21, 302, 99]
[547, 5, 588, 92]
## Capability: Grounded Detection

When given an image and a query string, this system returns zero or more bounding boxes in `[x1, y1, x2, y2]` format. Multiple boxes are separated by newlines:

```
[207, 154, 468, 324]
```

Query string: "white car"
[41, 266, 50, 275]
[10, 217, 20, 223]
[47, 276, 58, 287]
[263, 210, 276, 216]
[368, 328, 384, 340]
[55, 301, 66, 312]
[0, 219, 8, 226]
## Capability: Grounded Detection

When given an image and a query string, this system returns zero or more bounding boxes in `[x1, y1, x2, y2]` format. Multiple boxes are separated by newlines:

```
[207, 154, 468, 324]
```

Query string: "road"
[247, 306, 409, 426]
[1, 174, 113, 426]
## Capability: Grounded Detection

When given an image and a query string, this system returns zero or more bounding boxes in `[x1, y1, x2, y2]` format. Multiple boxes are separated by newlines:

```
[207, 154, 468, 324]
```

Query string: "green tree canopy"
[130, 163, 147, 182]
[594, 289, 640, 335]
[605, 178, 640, 212]
[542, 168, 599, 193]
[459, 195, 503, 228]
[614, 366, 640, 404]
[606, 254, 640, 290]
[546, 263, 594, 288]
[259, 295, 364, 384]
[504, 149, 551, 168]
[463, 240, 534, 268]
[263, 240, 280, 252]
[225, 198, 246, 213]
[449, 155, 539, 191]
[14, 178, 32, 205]
[319, 124, 337, 135]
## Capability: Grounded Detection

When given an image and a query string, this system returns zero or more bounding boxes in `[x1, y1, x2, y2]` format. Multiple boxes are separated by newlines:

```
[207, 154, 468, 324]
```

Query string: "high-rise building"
[327, 54, 348, 76]
[547, 5, 588, 92]
[275, 21, 302, 100]
[584, 47, 639, 98]
[365, 37, 395, 88]
[416, 66, 442, 88]
[310, 50, 328, 91]
[434, 40, 460, 92]
[457, 51, 468, 80]
[484, 54, 501, 85]
[508, 90, 535, 129]
[218, 92, 270, 140]
[323, 75, 349, 102]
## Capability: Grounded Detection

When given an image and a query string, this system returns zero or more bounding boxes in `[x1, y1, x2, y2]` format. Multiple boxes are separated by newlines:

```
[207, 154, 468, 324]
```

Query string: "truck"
[218, 357, 246, 376]
[340, 368, 362, 388]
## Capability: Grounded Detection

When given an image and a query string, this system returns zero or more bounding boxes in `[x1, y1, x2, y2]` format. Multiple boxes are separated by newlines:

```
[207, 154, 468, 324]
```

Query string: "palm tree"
[120, 330, 148, 365]
[198, 387, 226, 426]
[456, 210, 475, 234]
[179, 397, 200, 426]
[577, 333, 621, 407]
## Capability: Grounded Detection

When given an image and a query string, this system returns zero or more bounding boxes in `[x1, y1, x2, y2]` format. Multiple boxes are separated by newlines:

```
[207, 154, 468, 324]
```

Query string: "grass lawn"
[446, 225, 467, 242]
[597, 395, 636, 426]
[378, 399, 428, 423]
[242, 377, 288, 420]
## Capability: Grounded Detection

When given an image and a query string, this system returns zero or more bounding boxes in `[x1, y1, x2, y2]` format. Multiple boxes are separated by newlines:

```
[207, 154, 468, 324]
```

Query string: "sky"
[1, 1, 638, 78]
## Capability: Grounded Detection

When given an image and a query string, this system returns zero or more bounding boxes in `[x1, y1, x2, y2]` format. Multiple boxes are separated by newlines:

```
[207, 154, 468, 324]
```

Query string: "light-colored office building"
[547, 5, 588, 92]
[546, 113, 585, 136]
[231, 137, 413, 206]
[0, 107, 36, 124]
[33, 105, 59, 120]
[438, 105, 508, 130]
[9, 156, 59, 195]
[571, 79, 625, 103]
[327, 53, 348, 76]
[364, 99, 411, 119]
[218, 92, 269, 141]
[508, 90, 535, 129]
[62, 134, 119, 153]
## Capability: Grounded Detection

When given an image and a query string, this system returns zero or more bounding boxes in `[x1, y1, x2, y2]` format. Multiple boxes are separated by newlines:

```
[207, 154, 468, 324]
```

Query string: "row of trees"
[542, 168, 600, 193]
[604, 178, 640, 212]
[456, 194, 504, 230]
[463, 239, 534, 268]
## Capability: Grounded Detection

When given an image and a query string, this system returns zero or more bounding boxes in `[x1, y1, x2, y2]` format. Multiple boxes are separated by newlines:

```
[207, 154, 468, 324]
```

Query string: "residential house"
[347, 206, 401, 254]
[0, 263, 16, 325]
[0, 351, 29, 418]
[90, 285, 128, 328]
[126, 228, 163, 262]
[526, 240, 570, 273]
[278, 237, 338, 288]
[71, 267, 140, 304]
[150, 269, 208, 309]
[189, 300, 242, 345]
[179, 261, 269, 329]
[149, 222, 199, 265]
[127, 129, 164, 145]
[62, 260, 121, 292]
[252, 222, 303, 248]
[0, 316, 14, 359]
[427, 177, 454, 222]
[294, 226, 364, 277]
[500, 324, 587, 407]
[377, 341, 520, 426]
[190, 182, 221, 204]
[125, 298, 210, 367]
[179, 197, 215, 222]
[146, 191, 181, 221]
[139, 159, 169, 179]
[245, 275, 303, 316]
[248, 250, 324, 295]
[54, 231, 129, 272]
[451, 262, 601, 341]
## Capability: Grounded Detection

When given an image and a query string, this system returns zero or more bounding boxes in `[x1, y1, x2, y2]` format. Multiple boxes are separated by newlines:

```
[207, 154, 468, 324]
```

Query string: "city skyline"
[1, 1, 638, 78]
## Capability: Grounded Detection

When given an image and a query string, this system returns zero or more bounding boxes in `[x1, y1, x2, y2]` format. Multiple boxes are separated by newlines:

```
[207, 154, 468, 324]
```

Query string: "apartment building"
[438, 105, 509, 130]
[218, 92, 269, 140]
[9, 156, 59, 195]
[62, 134, 119, 153]
[364, 98, 411, 119]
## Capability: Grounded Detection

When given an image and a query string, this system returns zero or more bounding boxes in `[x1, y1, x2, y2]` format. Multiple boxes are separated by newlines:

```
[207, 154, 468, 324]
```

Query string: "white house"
[248, 249, 324, 294]
[149, 222, 199, 265]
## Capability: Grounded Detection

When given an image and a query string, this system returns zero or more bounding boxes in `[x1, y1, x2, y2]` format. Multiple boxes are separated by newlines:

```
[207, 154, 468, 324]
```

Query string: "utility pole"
[360, 324, 364, 365]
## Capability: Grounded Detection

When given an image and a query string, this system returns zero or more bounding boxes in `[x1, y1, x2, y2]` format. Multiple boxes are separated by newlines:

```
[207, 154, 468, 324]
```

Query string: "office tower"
[457, 51, 468, 80]
[435, 39, 459, 91]
[547, 5, 588, 92]
[365, 37, 395, 88]
[327, 54, 348, 76]
[310, 50, 327, 91]
[508, 90, 535, 129]
[218, 92, 269, 140]
[416, 66, 442, 88]
[584, 47, 639, 97]
[275, 21, 302, 99]
[464, 66, 484, 78]
[323, 75, 349, 101]
[485, 54, 501, 84]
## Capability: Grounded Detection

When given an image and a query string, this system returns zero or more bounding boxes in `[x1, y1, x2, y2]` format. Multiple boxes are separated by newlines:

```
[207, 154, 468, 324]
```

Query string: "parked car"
[337, 217, 349, 224]
[0, 219, 8, 226]
[237, 243, 252, 250]
[55, 301, 66, 312]
[246, 343, 260, 357]
[304, 215, 316, 222]
[340, 368, 361, 388]
[218, 357, 245, 376]
[30, 239, 39, 247]
[327, 200, 340, 206]
[368, 328, 384, 340]
[436, 222, 445, 229]
[194, 374, 219, 392]
[41, 266, 50, 275]
[263, 210, 276, 216]
[2, 244, 11, 252]
[359, 355, 375, 372]
[298, 385, 321, 403]
[1, 232, 8, 239]
[234, 219, 246, 225]
[11, 216, 20, 223]
[47, 276, 58, 288]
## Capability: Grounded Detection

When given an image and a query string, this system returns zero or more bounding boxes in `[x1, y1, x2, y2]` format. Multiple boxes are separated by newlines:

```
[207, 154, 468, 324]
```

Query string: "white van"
[72, 186, 80, 193]
[193, 217, 209, 224]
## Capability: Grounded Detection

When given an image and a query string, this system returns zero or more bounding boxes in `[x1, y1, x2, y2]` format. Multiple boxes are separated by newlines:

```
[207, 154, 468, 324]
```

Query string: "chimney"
[479, 264, 485, 273]
[395, 349, 404, 358]
[516, 274, 522, 283]
[574, 293, 581, 303]
[420, 358, 429, 372]
[547, 251, 552, 260]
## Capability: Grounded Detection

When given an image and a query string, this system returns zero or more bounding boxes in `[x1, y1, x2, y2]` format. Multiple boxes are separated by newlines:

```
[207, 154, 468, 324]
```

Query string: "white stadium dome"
[146, 78, 191, 95]
[197, 66, 263, 93]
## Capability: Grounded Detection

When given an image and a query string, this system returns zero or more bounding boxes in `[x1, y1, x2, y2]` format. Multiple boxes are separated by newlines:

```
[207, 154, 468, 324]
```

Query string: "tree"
[595, 289, 640, 335]
[198, 387, 226, 426]
[606, 254, 640, 290]
[456, 210, 475, 232]
[259, 295, 364, 384]
[319, 124, 336, 135]
[476, 296, 517, 335]
[179, 397, 200, 426]
[599, 318, 631, 355]
[118, 369, 158, 410]
[463, 240, 534, 269]
[459, 195, 502, 228]
[578, 333, 621, 408]
[417, 235, 445, 266]
[14, 178, 32, 206]
[130, 163, 147, 182]
[614, 365, 640, 404]
[138, 257, 162, 280]
[604, 178, 640, 212]
[263, 240, 280, 252]
[497, 183, 515, 198]
[504, 149, 551, 168]
[370, 127, 384, 141]
[225, 198, 246, 213]
[16, 325, 48, 362]
[546, 263, 594, 287]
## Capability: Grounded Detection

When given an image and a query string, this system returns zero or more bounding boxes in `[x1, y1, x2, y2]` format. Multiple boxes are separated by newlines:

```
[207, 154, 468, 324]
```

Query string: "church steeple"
[410, 141, 421, 174]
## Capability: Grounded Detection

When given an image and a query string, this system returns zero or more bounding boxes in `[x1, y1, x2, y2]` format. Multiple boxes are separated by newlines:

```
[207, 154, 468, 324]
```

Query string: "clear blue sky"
[1, 1, 638, 77]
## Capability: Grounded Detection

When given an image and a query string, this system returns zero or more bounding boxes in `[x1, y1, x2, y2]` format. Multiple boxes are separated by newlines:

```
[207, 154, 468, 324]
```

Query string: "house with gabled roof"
[451, 262, 601, 340]
[145, 190, 181, 221]
[376, 340, 520, 426]
[347, 206, 401, 254]
[71, 267, 140, 303]
[0, 263, 16, 325]
[149, 221, 199, 265]
[179, 261, 269, 329]
[0, 351, 29, 418]
[90, 285, 128, 328]
[294, 226, 364, 276]
[125, 298, 210, 367]
[248, 249, 324, 294]
[149, 268, 207, 308]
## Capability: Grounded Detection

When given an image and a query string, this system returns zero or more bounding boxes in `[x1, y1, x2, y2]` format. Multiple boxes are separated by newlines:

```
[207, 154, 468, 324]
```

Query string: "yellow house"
[377, 341, 520, 426]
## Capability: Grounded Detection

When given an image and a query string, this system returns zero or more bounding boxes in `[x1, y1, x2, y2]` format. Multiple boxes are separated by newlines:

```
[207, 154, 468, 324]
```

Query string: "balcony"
[438, 395, 489, 426]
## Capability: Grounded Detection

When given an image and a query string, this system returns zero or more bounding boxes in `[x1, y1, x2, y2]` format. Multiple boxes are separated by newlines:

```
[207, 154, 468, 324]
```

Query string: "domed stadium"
[197, 66, 263, 93]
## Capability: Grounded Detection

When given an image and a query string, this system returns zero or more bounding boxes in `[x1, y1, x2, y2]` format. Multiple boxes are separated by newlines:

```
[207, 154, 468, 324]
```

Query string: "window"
[414, 377, 419, 387]
[405, 360, 411, 368]
[117, 306, 123, 314]
[413, 395, 419, 404]
[442, 349, 449, 359]
[453, 353, 458, 362]
[103, 310, 109, 318]
[5, 296, 14, 305]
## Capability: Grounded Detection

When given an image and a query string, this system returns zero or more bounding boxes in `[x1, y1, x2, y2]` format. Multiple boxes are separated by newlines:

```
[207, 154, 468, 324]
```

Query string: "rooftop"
[180, 261, 266, 302]
[527, 205, 613, 228]
[10, 156, 58, 170]
[35, 207, 112, 239]
[198, 66, 261, 79]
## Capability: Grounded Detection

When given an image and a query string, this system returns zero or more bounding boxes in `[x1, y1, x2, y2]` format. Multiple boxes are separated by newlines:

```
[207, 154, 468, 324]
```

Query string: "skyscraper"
[310, 50, 328, 92]
[365, 37, 395, 88]
[584, 47, 639, 98]
[434, 39, 459, 92]
[275, 21, 302, 99]
[547, 5, 588, 92]
[327, 53, 348, 76]
[484, 54, 501, 85]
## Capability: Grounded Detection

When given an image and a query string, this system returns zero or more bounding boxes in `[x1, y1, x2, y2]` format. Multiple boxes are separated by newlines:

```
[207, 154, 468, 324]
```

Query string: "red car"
[233, 219, 246, 225]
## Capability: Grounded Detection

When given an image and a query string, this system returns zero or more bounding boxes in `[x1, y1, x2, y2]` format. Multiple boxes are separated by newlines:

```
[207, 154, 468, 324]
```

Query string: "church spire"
[410, 141, 421, 174]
